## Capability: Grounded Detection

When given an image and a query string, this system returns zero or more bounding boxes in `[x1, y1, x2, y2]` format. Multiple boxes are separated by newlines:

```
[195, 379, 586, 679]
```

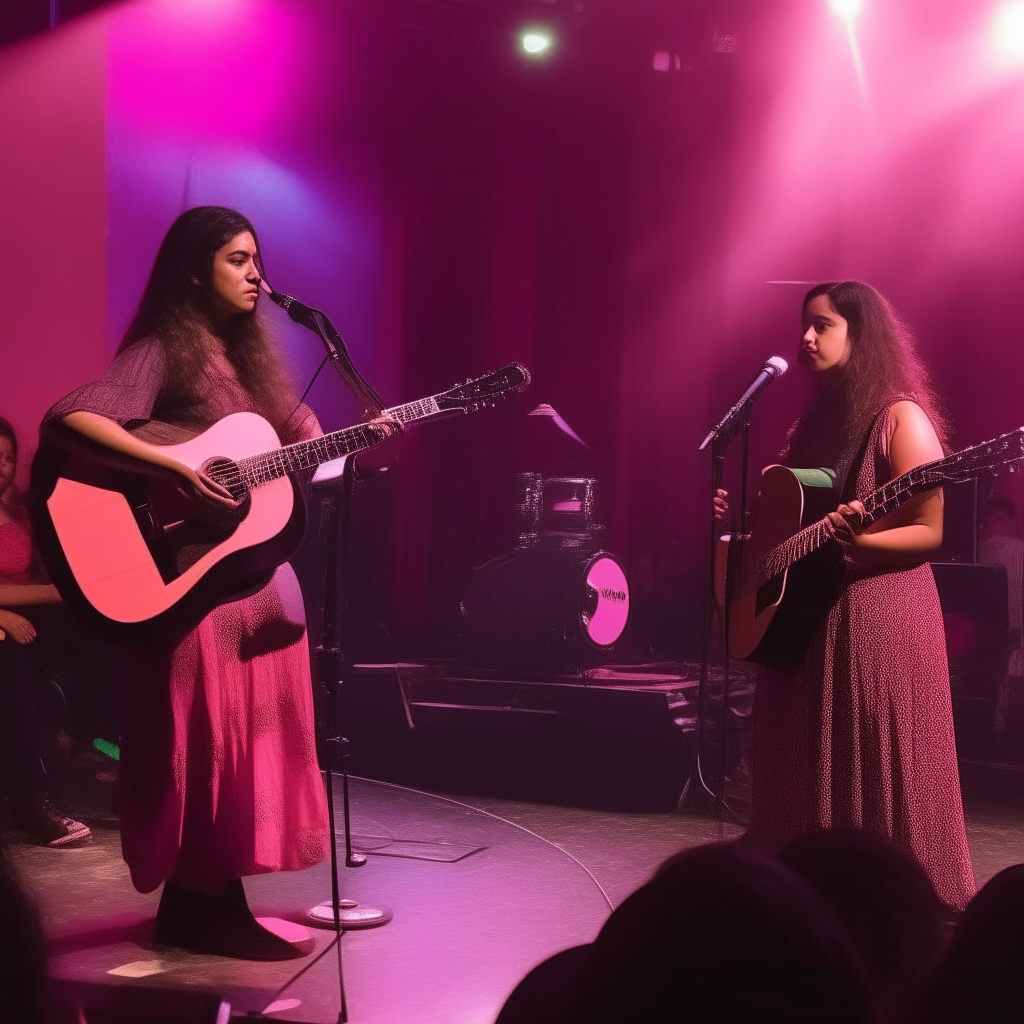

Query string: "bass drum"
[462, 547, 630, 670]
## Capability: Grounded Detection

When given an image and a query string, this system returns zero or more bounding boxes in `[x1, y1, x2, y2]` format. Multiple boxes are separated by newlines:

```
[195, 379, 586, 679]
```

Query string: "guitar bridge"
[131, 499, 179, 585]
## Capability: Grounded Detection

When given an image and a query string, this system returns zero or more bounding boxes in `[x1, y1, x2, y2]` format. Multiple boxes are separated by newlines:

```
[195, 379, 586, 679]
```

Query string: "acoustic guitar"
[718, 427, 1024, 669]
[30, 362, 530, 644]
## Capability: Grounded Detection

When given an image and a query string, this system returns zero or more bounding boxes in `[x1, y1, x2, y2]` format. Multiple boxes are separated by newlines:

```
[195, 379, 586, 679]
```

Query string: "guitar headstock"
[927, 427, 1024, 484]
[435, 362, 531, 414]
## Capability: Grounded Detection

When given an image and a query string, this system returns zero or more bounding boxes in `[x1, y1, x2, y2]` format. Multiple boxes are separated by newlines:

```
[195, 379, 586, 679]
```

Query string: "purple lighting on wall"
[110, 0, 303, 138]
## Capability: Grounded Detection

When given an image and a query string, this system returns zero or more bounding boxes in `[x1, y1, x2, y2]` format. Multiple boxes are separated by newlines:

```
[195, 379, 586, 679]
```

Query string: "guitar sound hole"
[202, 457, 249, 504]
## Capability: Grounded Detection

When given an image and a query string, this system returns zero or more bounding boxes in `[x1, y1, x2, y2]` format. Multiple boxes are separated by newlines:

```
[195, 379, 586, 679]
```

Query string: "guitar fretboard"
[388, 396, 442, 425]
[747, 427, 1024, 592]
[234, 395, 444, 487]
[237, 422, 395, 487]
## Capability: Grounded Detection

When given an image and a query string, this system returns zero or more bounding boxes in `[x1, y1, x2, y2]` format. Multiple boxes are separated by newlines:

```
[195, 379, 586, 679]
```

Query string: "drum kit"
[462, 470, 630, 669]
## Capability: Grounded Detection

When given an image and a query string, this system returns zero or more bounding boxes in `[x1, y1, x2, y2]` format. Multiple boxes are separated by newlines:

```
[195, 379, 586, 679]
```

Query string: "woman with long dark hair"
[738, 281, 974, 910]
[41, 207, 331, 959]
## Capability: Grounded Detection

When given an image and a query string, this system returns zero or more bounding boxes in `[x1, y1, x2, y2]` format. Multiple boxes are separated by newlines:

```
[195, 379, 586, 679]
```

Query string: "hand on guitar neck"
[713, 488, 730, 522]
[825, 401, 945, 568]
[716, 401, 945, 571]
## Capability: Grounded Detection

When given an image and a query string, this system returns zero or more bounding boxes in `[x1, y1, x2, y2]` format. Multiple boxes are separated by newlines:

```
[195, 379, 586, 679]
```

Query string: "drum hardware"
[461, 546, 630, 671]
[515, 472, 603, 549]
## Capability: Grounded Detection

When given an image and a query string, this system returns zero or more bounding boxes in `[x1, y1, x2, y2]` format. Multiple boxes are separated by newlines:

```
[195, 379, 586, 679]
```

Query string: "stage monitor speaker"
[932, 561, 1010, 761]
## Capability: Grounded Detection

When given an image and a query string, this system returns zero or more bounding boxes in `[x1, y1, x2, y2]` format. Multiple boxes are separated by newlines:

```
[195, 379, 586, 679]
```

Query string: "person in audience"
[0, 835, 52, 1023]
[497, 842, 870, 1023]
[0, 416, 91, 847]
[896, 863, 1024, 1023]
[778, 828, 948, 1002]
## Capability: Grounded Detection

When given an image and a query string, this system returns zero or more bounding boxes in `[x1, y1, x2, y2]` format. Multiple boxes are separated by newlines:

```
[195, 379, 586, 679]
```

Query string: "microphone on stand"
[265, 286, 318, 326]
[698, 356, 788, 452]
[260, 279, 385, 419]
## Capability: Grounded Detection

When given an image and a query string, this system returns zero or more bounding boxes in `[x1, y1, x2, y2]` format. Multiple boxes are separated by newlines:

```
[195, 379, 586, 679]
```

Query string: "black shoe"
[16, 796, 92, 848]
[155, 879, 304, 961]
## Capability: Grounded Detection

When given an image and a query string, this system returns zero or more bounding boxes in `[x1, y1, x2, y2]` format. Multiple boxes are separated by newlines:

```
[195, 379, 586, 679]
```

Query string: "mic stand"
[308, 457, 391, 929]
[679, 413, 750, 822]
[269, 289, 391, 1024]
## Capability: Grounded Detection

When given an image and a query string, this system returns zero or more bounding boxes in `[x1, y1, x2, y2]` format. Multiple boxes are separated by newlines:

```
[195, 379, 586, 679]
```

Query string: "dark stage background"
[2, 0, 1023, 659]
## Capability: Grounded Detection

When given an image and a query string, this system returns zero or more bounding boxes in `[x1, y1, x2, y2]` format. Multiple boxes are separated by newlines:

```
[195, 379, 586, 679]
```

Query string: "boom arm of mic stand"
[273, 290, 385, 421]
[698, 398, 752, 454]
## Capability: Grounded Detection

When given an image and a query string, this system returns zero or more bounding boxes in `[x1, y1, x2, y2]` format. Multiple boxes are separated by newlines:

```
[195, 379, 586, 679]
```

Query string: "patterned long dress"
[43, 337, 329, 894]
[747, 404, 975, 910]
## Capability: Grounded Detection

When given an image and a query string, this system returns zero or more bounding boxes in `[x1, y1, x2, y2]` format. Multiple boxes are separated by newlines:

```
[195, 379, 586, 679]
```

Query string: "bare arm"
[828, 401, 944, 567]
[61, 411, 235, 509]
[0, 582, 60, 607]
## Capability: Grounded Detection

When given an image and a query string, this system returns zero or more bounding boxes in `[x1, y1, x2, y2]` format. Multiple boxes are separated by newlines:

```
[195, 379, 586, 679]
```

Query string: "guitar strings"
[204, 422, 390, 490]
[742, 429, 1024, 593]
[202, 371, 513, 490]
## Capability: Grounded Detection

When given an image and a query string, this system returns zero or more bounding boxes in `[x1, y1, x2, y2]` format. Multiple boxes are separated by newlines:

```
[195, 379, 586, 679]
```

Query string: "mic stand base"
[307, 764, 392, 930]
[309, 902, 393, 929]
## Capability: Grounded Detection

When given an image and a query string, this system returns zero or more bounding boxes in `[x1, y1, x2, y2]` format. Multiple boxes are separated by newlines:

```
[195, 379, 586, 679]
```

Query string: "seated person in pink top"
[0, 416, 91, 846]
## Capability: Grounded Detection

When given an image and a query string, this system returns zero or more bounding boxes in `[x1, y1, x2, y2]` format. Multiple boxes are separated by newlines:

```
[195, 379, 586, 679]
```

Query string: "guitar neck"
[386, 395, 442, 425]
[234, 394, 444, 486]
[754, 433, 1022, 587]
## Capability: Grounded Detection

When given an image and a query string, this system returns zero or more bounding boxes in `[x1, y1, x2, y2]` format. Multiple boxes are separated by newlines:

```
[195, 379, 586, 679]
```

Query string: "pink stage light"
[994, 3, 1024, 62]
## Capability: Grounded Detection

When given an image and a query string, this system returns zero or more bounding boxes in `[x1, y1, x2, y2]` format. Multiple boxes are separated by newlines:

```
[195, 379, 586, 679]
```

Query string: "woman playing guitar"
[40, 207, 339, 959]
[725, 281, 974, 910]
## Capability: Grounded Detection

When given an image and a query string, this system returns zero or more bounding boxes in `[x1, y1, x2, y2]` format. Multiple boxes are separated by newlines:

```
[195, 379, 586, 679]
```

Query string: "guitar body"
[725, 465, 844, 669]
[29, 360, 533, 645]
[30, 412, 305, 645]
[716, 426, 1024, 669]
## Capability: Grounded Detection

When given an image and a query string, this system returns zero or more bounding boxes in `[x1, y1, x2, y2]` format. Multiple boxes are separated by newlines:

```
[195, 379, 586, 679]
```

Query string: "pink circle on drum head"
[584, 556, 629, 646]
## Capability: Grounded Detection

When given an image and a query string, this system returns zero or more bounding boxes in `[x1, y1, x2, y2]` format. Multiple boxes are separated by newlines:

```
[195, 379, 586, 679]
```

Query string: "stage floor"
[11, 774, 1024, 1024]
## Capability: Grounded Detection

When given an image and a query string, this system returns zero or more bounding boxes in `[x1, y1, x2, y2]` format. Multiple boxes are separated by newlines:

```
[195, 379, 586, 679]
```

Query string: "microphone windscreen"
[766, 355, 789, 376]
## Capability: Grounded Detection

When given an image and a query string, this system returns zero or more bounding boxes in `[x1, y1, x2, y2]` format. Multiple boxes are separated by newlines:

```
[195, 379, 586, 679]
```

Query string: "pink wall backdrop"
[0, 13, 107, 492]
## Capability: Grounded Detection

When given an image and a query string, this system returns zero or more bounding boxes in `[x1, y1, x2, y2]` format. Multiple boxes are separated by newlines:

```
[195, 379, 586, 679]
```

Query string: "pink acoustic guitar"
[30, 362, 530, 644]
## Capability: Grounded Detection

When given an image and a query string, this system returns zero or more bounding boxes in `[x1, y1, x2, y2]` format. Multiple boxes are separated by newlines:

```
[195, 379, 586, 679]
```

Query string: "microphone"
[260, 281, 387, 418]
[264, 286, 319, 327]
[699, 356, 788, 452]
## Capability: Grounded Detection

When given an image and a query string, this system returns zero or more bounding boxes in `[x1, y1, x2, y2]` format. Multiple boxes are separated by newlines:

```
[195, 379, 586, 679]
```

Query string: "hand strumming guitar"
[174, 464, 239, 514]
[62, 410, 239, 517]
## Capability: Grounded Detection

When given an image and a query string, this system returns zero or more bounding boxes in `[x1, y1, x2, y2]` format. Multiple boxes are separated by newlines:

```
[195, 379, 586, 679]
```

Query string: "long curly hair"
[118, 206, 297, 430]
[784, 281, 949, 472]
